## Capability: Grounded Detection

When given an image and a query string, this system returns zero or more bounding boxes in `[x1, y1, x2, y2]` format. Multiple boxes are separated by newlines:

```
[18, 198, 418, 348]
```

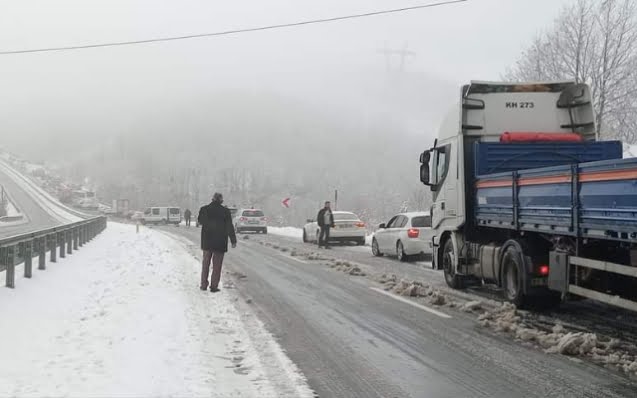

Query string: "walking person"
[198, 193, 237, 292]
[184, 208, 192, 227]
[317, 201, 335, 249]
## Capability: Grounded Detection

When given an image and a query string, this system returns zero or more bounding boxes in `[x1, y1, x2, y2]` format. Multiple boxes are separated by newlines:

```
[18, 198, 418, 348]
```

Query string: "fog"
[0, 0, 571, 225]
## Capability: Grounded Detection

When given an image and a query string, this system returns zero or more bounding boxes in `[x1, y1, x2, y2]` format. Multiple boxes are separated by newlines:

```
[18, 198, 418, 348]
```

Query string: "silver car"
[234, 208, 268, 234]
[372, 212, 433, 261]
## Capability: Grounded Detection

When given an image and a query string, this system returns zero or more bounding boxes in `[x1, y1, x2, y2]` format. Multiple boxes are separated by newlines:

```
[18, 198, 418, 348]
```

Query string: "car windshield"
[242, 210, 264, 217]
[411, 216, 431, 228]
[334, 213, 359, 221]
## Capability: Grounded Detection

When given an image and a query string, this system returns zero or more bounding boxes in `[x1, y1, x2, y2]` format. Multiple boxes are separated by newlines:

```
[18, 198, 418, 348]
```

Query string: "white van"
[141, 207, 181, 225]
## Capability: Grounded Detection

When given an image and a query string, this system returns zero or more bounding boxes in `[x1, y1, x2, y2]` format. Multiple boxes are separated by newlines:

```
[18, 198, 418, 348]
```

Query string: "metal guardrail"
[0, 216, 107, 288]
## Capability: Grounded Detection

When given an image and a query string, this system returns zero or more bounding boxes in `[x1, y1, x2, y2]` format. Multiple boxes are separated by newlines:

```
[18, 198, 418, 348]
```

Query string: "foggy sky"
[0, 0, 572, 153]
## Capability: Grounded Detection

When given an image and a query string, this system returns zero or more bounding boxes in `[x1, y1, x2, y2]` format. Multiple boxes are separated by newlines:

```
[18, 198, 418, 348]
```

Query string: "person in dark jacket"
[184, 208, 192, 227]
[197, 193, 237, 292]
[316, 201, 335, 249]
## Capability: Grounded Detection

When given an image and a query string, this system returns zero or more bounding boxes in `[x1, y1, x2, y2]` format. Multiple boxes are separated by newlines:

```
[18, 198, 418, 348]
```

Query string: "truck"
[419, 81, 637, 311]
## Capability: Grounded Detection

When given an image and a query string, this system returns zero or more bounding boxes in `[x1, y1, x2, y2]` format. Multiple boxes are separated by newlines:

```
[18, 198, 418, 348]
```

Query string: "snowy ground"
[624, 143, 637, 158]
[0, 222, 312, 398]
[3, 196, 20, 217]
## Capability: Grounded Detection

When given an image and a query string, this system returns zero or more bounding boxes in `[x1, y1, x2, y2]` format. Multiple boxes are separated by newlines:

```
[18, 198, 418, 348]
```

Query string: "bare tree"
[507, 0, 637, 143]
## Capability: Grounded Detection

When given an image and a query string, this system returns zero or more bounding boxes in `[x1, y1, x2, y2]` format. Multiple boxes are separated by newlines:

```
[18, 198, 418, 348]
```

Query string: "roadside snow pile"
[478, 303, 637, 376]
[268, 227, 303, 240]
[388, 279, 450, 306]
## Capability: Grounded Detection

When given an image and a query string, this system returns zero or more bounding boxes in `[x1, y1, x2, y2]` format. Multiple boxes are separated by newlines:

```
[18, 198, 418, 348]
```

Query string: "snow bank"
[268, 226, 303, 240]
[478, 303, 637, 377]
[0, 222, 312, 398]
[4, 197, 20, 217]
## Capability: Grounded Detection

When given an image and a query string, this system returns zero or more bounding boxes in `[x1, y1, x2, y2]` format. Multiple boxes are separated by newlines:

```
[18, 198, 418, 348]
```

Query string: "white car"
[372, 212, 433, 261]
[302, 211, 366, 246]
[234, 209, 268, 234]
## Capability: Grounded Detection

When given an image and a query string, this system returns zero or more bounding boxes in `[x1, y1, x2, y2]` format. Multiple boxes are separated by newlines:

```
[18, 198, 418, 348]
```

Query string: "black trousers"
[319, 225, 331, 247]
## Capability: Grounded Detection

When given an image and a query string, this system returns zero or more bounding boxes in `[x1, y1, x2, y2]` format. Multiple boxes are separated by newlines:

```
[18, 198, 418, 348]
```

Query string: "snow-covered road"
[0, 222, 312, 398]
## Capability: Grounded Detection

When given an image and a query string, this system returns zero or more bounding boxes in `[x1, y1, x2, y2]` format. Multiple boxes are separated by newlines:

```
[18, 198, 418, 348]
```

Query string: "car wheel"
[397, 241, 408, 262]
[263, 228, 268, 234]
[357, 238, 365, 246]
[442, 238, 464, 289]
[372, 238, 383, 257]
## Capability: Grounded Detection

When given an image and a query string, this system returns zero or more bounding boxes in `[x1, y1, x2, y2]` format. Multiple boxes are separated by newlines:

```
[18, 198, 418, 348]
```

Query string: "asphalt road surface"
[0, 167, 59, 239]
[164, 225, 637, 398]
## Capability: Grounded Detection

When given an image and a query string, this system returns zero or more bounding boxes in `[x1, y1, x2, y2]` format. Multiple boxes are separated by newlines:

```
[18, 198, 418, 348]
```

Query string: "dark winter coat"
[317, 208, 335, 227]
[184, 209, 192, 219]
[198, 202, 237, 252]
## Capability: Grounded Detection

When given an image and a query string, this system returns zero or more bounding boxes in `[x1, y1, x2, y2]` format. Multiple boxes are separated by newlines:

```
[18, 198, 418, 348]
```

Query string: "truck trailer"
[419, 81, 637, 311]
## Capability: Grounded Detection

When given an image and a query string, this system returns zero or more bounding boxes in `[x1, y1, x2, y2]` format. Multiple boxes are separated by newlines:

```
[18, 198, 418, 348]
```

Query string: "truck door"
[430, 143, 453, 229]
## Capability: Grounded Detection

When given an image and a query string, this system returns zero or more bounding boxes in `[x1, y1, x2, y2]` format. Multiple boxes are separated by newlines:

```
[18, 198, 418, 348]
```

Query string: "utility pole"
[378, 42, 416, 72]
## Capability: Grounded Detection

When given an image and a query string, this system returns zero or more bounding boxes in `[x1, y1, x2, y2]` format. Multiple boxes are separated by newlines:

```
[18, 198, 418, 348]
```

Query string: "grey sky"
[0, 0, 573, 148]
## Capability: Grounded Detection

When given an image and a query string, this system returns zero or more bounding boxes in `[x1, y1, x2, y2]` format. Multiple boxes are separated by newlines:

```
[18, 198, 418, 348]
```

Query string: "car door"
[387, 216, 408, 250]
[394, 215, 410, 245]
[377, 216, 398, 252]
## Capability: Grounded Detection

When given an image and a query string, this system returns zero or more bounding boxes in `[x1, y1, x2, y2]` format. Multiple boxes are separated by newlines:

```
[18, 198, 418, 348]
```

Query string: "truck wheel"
[442, 238, 464, 289]
[397, 241, 408, 262]
[372, 238, 383, 257]
[502, 245, 526, 307]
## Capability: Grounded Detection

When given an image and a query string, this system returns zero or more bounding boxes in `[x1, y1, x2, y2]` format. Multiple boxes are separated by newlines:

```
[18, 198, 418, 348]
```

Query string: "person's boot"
[210, 287, 220, 293]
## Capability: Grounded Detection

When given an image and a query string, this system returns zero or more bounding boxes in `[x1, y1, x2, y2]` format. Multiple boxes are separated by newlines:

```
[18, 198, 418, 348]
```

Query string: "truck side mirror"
[420, 163, 431, 185]
[419, 150, 430, 164]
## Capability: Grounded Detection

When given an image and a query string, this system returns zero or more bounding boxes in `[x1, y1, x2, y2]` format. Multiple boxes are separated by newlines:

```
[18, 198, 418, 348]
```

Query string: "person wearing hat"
[197, 193, 237, 292]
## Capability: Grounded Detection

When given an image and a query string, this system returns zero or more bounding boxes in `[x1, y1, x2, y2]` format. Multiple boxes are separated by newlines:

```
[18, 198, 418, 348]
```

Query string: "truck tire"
[372, 238, 383, 257]
[442, 238, 464, 289]
[501, 245, 526, 307]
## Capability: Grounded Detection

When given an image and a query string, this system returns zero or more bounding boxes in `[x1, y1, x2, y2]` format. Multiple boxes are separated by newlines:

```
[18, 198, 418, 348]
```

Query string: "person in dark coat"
[197, 193, 237, 292]
[184, 208, 192, 227]
[316, 201, 335, 249]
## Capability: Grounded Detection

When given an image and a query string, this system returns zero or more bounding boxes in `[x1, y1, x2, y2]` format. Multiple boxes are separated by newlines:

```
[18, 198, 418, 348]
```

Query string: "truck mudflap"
[549, 251, 637, 312]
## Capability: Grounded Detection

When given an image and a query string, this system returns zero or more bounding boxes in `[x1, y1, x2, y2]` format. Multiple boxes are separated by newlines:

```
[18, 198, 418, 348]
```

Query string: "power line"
[0, 0, 467, 55]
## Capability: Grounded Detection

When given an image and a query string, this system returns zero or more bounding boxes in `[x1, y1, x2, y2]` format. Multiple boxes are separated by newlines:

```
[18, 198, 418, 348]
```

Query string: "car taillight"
[240, 217, 247, 222]
[539, 264, 550, 276]
[355, 222, 365, 228]
[407, 228, 419, 238]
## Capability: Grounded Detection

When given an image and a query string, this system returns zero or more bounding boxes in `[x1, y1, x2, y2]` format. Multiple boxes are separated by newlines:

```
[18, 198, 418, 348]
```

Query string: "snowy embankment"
[624, 143, 637, 158]
[0, 222, 312, 398]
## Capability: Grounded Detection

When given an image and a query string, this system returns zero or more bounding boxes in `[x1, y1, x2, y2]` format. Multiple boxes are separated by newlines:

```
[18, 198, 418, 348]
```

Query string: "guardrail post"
[49, 234, 57, 263]
[4, 245, 15, 288]
[73, 228, 79, 251]
[59, 232, 65, 259]
[38, 237, 46, 270]
[78, 226, 84, 247]
[67, 231, 73, 255]
[24, 241, 32, 278]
